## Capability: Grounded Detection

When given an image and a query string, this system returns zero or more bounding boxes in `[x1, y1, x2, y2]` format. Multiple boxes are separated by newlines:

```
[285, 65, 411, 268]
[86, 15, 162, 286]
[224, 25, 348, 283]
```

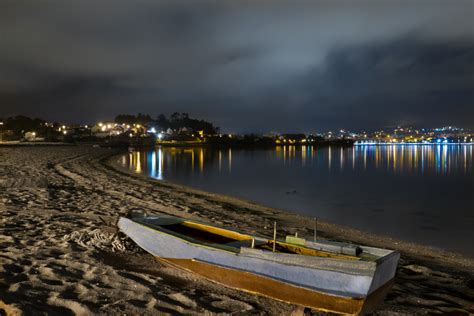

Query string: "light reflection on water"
[125, 144, 473, 177]
[120, 145, 474, 256]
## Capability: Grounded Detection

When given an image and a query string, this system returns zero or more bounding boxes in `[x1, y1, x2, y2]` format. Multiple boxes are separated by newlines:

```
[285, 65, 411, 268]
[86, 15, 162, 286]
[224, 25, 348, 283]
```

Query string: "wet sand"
[0, 145, 473, 315]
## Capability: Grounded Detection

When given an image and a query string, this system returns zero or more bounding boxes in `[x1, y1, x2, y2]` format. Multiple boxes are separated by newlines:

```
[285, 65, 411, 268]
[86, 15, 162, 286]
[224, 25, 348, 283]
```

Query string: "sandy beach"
[0, 145, 473, 315]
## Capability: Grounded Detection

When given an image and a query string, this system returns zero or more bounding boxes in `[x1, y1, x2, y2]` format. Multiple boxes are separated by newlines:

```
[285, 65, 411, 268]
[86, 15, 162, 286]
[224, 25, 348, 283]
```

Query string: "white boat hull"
[118, 216, 399, 314]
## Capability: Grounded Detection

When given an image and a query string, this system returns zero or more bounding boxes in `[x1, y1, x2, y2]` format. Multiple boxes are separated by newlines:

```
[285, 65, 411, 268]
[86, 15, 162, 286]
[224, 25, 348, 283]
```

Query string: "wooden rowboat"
[118, 213, 399, 315]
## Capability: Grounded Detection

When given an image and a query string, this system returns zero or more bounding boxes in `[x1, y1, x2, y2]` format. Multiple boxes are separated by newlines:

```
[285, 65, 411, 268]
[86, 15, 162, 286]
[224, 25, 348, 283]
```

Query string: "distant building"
[24, 131, 37, 141]
[23, 131, 44, 142]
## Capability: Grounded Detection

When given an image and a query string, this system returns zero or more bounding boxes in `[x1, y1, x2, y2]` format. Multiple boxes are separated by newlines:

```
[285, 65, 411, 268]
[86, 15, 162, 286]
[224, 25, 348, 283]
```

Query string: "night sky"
[0, 0, 473, 133]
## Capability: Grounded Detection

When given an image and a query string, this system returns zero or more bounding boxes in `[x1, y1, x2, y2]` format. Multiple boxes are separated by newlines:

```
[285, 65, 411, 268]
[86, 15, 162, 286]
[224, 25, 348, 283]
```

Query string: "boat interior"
[130, 213, 379, 261]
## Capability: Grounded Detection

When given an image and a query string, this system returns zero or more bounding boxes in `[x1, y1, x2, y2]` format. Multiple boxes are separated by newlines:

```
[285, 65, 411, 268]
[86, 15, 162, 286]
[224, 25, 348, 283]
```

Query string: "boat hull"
[159, 257, 394, 315]
[118, 217, 398, 314]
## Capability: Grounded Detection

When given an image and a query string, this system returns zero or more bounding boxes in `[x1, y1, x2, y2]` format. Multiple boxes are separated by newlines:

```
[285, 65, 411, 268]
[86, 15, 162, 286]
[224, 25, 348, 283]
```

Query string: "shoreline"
[106, 153, 474, 266]
[106, 152, 474, 271]
[1, 145, 473, 315]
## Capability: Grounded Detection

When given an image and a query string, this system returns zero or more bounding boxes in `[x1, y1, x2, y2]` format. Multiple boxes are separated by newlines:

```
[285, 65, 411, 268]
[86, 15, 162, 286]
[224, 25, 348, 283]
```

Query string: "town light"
[158, 133, 163, 140]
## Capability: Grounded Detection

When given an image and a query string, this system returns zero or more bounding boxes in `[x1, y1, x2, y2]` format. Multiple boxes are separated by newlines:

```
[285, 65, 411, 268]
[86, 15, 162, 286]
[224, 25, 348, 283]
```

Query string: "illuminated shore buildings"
[353, 126, 473, 145]
[0, 115, 472, 145]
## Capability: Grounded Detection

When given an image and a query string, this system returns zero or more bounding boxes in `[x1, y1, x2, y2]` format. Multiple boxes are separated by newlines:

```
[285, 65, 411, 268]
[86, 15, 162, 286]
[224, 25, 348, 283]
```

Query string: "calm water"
[118, 145, 474, 256]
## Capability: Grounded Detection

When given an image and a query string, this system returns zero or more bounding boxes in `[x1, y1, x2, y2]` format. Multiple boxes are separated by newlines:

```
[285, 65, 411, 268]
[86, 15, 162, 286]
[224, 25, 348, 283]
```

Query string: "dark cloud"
[0, 0, 473, 132]
[292, 39, 474, 130]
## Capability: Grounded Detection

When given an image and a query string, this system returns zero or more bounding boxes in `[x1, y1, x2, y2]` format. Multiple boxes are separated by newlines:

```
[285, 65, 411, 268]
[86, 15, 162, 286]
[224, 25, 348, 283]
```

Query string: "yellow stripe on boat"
[181, 221, 253, 241]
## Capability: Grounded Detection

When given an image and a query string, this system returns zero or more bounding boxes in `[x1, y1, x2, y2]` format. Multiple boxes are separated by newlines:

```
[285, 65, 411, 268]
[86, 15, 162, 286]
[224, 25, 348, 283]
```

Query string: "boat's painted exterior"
[118, 216, 399, 314]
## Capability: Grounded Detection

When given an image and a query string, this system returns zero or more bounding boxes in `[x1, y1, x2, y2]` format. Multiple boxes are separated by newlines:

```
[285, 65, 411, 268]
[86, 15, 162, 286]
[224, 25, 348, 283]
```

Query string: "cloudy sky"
[0, 0, 473, 132]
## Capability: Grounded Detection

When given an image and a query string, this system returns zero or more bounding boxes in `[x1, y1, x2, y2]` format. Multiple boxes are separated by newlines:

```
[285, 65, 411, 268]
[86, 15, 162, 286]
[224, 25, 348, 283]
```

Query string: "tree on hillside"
[168, 112, 218, 134]
[114, 114, 136, 124]
[136, 113, 153, 125]
[5, 115, 45, 134]
[114, 113, 153, 125]
[114, 112, 218, 134]
[155, 114, 170, 129]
